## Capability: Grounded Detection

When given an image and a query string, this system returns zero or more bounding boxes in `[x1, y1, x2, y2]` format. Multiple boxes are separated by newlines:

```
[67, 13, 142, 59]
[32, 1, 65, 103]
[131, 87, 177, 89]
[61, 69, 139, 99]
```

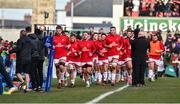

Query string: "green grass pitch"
[0, 77, 180, 103]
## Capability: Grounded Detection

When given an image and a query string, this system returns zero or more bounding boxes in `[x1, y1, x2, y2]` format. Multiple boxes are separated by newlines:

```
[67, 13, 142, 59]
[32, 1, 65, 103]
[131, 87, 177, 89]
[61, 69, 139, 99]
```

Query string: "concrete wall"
[0, 28, 21, 42]
[65, 16, 113, 30]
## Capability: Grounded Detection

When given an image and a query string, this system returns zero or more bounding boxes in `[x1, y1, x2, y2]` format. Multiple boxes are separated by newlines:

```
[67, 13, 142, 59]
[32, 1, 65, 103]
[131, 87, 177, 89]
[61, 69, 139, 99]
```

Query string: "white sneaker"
[151, 77, 155, 82]
[121, 76, 125, 81]
[86, 81, 90, 88]
[26, 89, 32, 91]
[66, 72, 70, 77]
[65, 81, 68, 87]
[8, 86, 18, 93]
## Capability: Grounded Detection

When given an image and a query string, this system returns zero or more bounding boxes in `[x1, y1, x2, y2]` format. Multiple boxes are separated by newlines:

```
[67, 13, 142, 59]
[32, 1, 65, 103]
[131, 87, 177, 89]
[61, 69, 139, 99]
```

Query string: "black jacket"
[16, 36, 32, 64]
[36, 34, 45, 60]
[28, 33, 40, 60]
[131, 36, 149, 60]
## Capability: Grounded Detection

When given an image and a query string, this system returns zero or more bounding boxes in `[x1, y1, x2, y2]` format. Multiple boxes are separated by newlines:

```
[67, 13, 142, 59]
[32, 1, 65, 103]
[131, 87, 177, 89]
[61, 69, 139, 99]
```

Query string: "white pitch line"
[86, 84, 129, 104]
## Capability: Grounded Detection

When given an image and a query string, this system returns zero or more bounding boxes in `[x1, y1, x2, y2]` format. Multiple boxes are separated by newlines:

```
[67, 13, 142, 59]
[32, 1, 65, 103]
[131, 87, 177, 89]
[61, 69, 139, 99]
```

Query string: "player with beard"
[67, 33, 81, 87]
[123, 30, 134, 85]
[105, 27, 124, 86]
[79, 32, 95, 87]
[53, 25, 70, 88]
[92, 33, 99, 83]
[97, 33, 109, 84]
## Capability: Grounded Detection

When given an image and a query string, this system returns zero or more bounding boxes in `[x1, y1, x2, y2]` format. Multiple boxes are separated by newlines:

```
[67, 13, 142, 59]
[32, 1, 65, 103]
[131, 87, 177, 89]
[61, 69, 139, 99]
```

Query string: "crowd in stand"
[124, 0, 180, 17]
[0, 26, 179, 94]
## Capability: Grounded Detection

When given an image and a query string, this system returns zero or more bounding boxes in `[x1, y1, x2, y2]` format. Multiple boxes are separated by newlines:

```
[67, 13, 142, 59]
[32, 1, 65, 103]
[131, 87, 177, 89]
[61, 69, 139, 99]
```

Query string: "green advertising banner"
[120, 17, 180, 31]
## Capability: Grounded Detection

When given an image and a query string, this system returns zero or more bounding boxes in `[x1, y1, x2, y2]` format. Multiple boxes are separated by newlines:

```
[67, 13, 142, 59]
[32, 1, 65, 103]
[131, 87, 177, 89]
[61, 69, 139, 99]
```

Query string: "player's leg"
[86, 64, 93, 87]
[110, 57, 119, 86]
[126, 60, 133, 84]
[59, 61, 66, 88]
[102, 60, 108, 84]
[54, 59, 61, 88]
[97, 61, 102, 85]
[148, 59, 155, 82]
[154, 60, 160, 80]
[93, 58, 99, 83]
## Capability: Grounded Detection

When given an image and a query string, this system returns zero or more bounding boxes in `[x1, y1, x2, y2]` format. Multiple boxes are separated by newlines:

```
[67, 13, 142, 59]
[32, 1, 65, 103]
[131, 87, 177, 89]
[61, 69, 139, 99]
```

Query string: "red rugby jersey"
[97, 40, 108, 60]
[105, 34, 123, 56]
[123, 37, 132, 58]
[53, 34, 69, 59]
[67, 40, 81, 62]
[79, 40, 95, 62]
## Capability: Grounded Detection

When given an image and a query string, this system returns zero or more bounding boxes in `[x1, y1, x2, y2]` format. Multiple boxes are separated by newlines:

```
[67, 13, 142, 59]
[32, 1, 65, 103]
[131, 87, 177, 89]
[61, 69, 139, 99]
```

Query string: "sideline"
[86, 84, 129, 104]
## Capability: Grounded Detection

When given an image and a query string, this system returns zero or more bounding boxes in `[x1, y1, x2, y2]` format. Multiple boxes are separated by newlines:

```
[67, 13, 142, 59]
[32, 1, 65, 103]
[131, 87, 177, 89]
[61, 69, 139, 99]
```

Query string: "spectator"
[125, 0, 180, 17]
[140, 0, 149, 16]
[0, 55, 18, 94]
[164, 0, 173, 16]
[124, 0, 134, 16]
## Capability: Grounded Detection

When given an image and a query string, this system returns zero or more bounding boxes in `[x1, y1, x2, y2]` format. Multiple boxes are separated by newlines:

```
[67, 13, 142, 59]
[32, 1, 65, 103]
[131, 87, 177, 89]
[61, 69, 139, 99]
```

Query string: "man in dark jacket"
[131, 30, 149, 87]
[16, 29, 32, 92]
[134, 25, 140, 39]
[26, 27, 41, 91]
[35, 28, 45, 90]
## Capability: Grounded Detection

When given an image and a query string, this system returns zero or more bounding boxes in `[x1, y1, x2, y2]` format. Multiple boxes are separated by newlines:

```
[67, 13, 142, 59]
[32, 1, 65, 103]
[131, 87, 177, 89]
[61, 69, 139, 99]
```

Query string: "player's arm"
[155, 41, 164, 54]
[117, 36, 124, 51]
[104, 38, 113, 48]
[66, 36, 71, 49]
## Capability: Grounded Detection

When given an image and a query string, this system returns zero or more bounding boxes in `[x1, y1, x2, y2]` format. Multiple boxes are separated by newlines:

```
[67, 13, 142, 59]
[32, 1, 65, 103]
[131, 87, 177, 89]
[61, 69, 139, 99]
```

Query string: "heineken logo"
[120, 18, 180, 31]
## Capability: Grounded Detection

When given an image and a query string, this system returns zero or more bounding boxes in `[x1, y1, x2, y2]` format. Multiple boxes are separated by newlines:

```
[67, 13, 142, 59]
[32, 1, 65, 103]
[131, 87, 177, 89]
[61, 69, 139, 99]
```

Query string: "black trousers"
[132, 58, 146, 85]
[30, 59, 44, 89]
[0, 56, 13, 88]
[30, 59, 40, 89]
[37, 60, 44, 88]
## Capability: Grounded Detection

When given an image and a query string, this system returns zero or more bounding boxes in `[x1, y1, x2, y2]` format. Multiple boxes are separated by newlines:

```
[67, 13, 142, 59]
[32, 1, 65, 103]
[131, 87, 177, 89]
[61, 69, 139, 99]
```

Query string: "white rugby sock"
[103, 72, 108, 81]
[58, 79, 61, 83]
[116, 72, 121, 81]
[95, 71, 98, 81]
[71, 70, 77, 84]
[98, 72, 102, 82]
[148, 70, 154, 78]
[61, 72, 65, 81]
[108, 70, 112, 81]
[111, 73, 116, 82]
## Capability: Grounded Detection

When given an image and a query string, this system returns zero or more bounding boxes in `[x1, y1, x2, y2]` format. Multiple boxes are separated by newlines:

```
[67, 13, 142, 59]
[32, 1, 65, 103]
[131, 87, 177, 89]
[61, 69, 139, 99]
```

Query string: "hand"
[72, 48, 76, 52]
[56, 43, 64, 47]
[74, 52, 78, 56]
[67, 52, 71, 56]
[82, 47, 89, 51]
[100, 53, 104, 56]
[79, 52, 82, 55]
[89, 53, 93, 57]
[45, 43, 51, 48]
[112, 42, 118, 46]
[67, 45, 71, 49]
[119, 51, 123, 56]
[108, 44, 113, 48]
[117, 48, 121, 51]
